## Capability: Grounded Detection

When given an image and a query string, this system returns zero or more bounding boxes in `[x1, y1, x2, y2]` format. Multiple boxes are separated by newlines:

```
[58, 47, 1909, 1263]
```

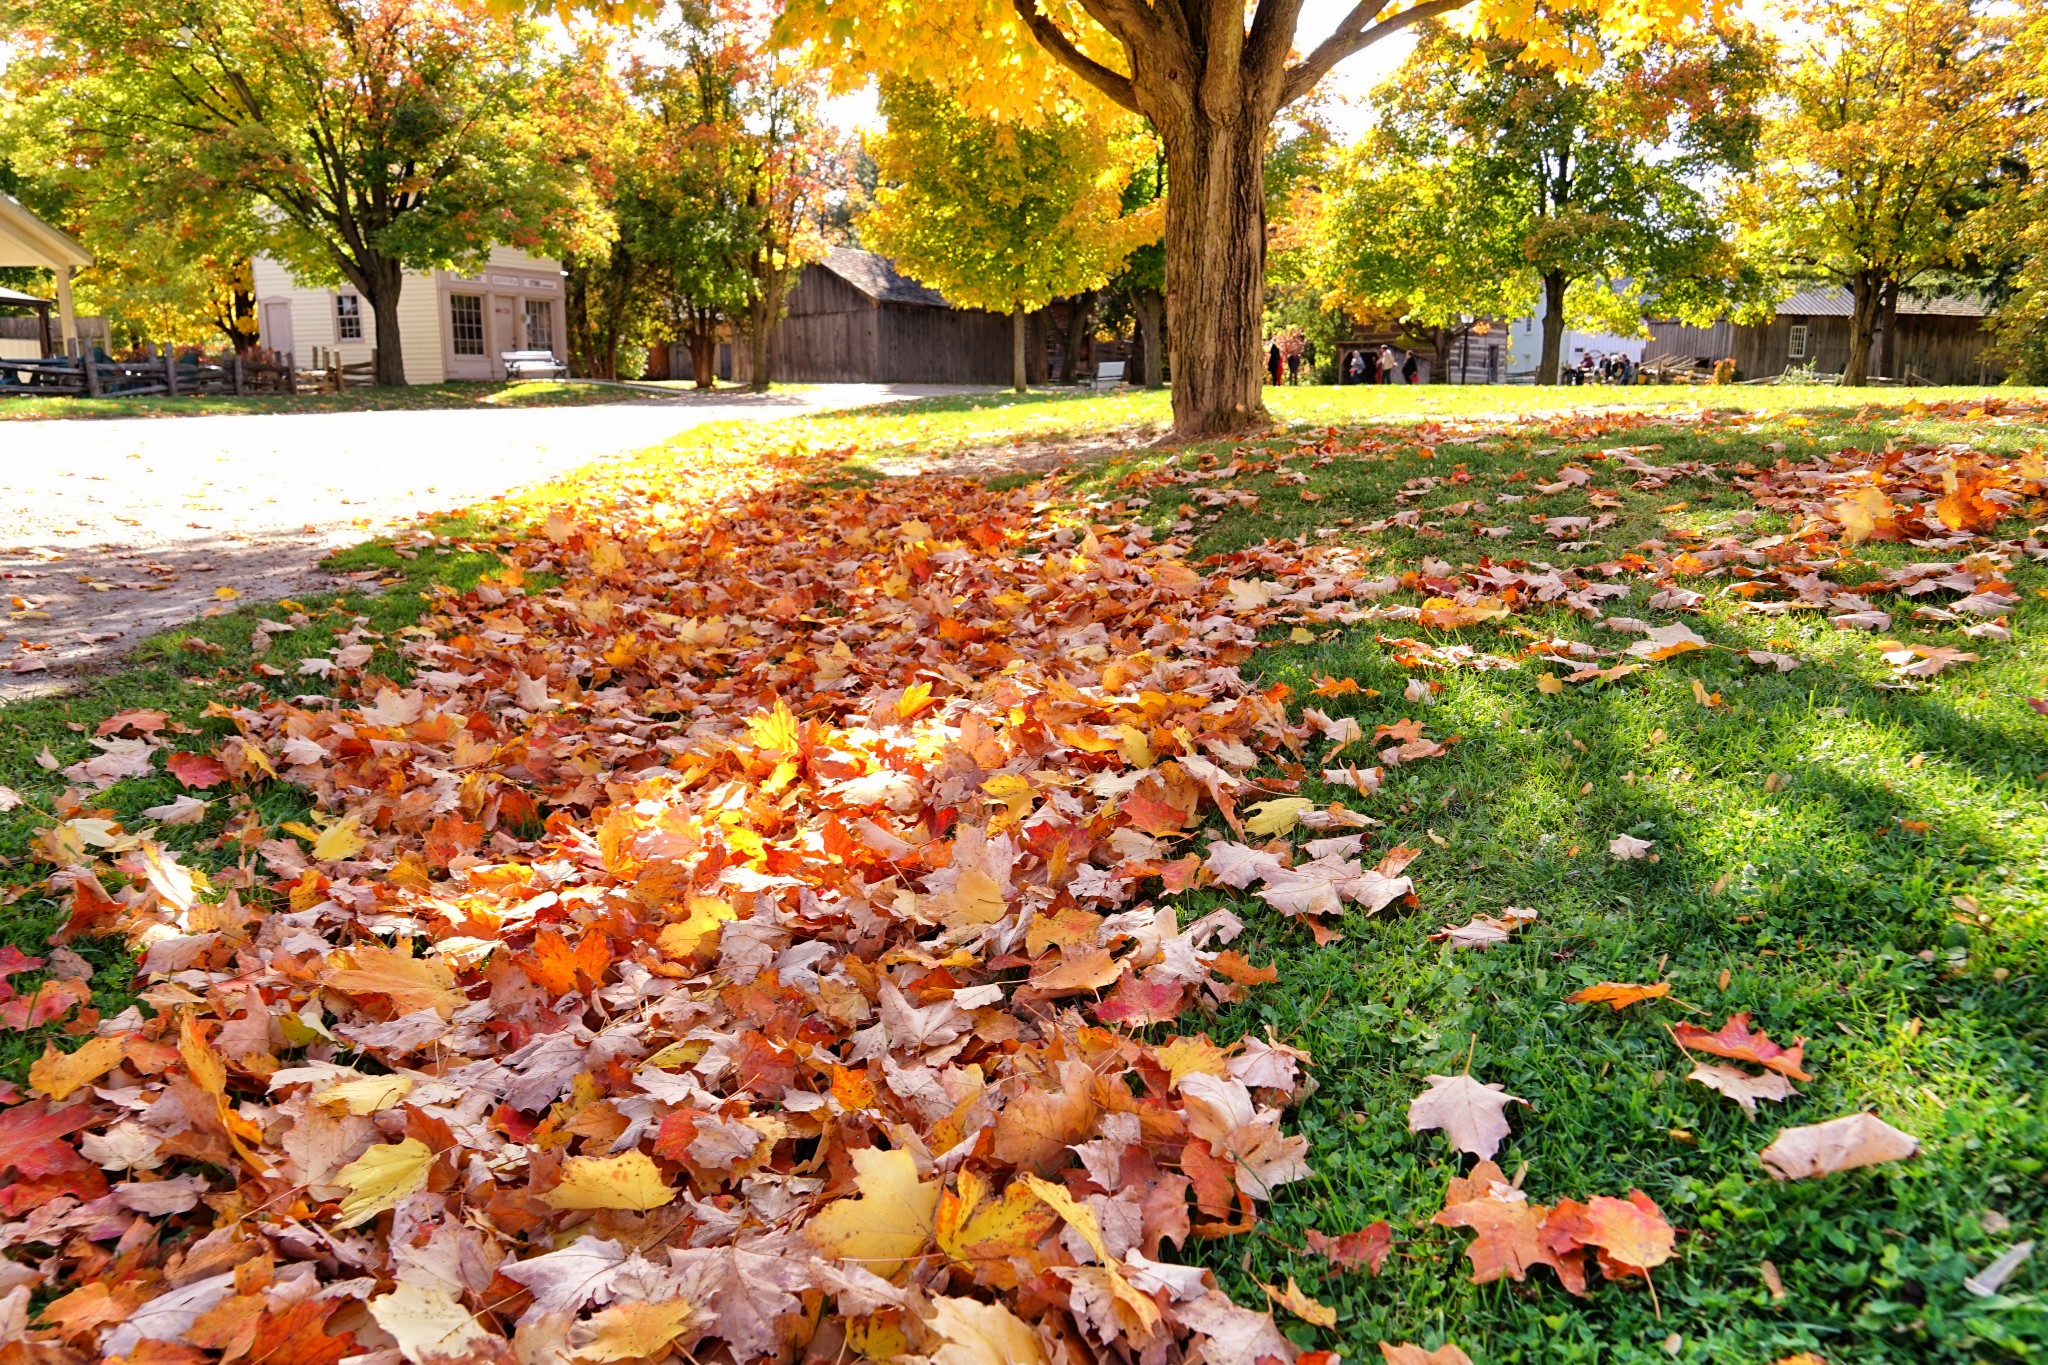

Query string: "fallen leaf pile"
[1, 400, 2005, 1360]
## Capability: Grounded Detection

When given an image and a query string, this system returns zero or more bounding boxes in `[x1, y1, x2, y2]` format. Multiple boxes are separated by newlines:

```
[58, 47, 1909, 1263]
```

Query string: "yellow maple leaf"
[335, 1137, 436, 1228]
[572, 1299, 698, 1362]
[1245, 797, 1314, 838]
[1154, 1034, 1232, 1088]
[29, 1035, 126, 1100]
[806, 1146, 940, 1278]
[544, 1151, 676, 1212]
[981, 773, 1034, 821]
[325, 942, 465, 1018]
[744, 699, 800, 754]
[656, 896, 737, 960]
[314, 1073, 414, 1116]
[311, 813, 367, 862]
[936, 1168, 1061, 1269]
[1018, 1171, 1112, 1265]
[926, 1297, 1050, 1365]
[933, 866, 1007, 929]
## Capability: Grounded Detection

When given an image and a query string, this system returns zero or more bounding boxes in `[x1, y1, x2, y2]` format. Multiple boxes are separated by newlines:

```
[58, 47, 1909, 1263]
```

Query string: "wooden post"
[232, 353, 245, 396]
[285, 350, 296, 395]
[81, 337, 101, 398]
[53, 264, 78, 353]
[332, 356, 344, 393]
[164, 348, 178, 397]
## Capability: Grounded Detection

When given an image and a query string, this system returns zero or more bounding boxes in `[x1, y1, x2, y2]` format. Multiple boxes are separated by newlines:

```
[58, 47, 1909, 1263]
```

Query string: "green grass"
[0, 377, 765, 420]
[0, 386, 2040, 1361]
[1048, 397, 2048, 1362]
[0, 515, 519, 1079]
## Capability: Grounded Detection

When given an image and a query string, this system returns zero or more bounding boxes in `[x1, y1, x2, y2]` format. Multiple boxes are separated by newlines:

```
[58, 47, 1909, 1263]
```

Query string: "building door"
[489, 294, 520, 377]
[446, 293, 488, 379]
[261, 300, 294, 361]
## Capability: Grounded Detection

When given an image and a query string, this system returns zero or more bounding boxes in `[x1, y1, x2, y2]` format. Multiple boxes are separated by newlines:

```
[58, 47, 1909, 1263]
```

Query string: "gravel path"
[2, 384, 981, 698]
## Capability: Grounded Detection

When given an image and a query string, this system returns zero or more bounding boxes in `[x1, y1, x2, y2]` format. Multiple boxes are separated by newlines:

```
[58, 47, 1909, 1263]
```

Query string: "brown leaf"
[1408, 1072, 1525, 1159]
[1759, 1114, 1919, 1180]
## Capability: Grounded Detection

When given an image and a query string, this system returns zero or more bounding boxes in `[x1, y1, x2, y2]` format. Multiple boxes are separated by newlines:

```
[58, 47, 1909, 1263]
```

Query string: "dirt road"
[1, 384, 974, 698]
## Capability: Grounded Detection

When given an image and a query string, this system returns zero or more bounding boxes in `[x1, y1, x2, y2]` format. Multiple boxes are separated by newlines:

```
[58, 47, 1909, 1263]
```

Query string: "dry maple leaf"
[1381, 1344, 1475, 1365]
[1432, 1160, 1578, 1293]
[1758, 1114, 1919, 1180]
[1262, 1275, 1336, 1327]
[1305, 1221, 1392, 1273]
[1408, 1072, 1525, 1160]
[1608, 833, 1655, 860]
[1688, 1062, 1799, 1118]
[1672, 1013, 1812, 1080]
[1566, 981, 1671, 1010]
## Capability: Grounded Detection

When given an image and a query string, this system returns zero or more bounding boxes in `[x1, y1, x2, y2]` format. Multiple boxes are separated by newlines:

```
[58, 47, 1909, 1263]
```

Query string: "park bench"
[1092, 359, 1126, 390]
[501, 350, 569, 381]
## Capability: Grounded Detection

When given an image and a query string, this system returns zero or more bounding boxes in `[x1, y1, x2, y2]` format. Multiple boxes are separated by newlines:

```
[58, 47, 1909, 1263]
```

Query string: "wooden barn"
[724, 248, 1022, 385]
[1645, 288, 2003, 384]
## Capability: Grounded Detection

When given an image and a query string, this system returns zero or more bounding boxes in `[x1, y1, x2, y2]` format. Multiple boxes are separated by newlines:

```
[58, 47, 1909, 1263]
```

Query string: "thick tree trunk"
[1157, 113, 1268, 436]
[1132, 289, 1165, 388]
[687, 330, 717, 389]
[1011, 307, 1027, 393]
[1537, 272, 1568, 385]
[363, 256, 406, 387]
[746, 271, 789, 394]
[1843, 272, 1882, 386]
[1060, 291, 1094, 384]
[1872, 278, 1900, 380]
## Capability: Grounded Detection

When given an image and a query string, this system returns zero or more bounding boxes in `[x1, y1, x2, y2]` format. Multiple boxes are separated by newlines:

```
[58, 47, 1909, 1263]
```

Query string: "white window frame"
[523, 298, 554, 351]
[1788, 323, 1808, 360]
[335, 292, 364, 342]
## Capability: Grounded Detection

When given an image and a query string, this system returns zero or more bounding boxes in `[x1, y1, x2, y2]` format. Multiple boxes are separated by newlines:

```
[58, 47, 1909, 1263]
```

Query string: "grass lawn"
[0, 385, 2040, 1363]
[0, 376, 781, 420]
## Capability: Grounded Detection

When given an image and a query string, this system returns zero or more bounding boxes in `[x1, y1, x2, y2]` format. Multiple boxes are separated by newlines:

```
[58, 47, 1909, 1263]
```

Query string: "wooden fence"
[0, 349, 374, 400]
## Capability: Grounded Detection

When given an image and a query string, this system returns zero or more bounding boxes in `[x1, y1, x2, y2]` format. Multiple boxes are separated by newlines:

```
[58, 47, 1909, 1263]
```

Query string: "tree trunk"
[747, 271, 789, 394]
[1843, 272, 1882, 386]
[1432, 328, 1454, 384]
[1537, 272, 1568, 385]
[1011, 307, 1027, 393]
[1060, 291, 1094, 384]
[1133, 289, 1165, 388]
[362, 256, 406, 387]
[687, 330, 718, 389]
[1157, 112, 1268, 435]
[1872, 278, 1900, 380]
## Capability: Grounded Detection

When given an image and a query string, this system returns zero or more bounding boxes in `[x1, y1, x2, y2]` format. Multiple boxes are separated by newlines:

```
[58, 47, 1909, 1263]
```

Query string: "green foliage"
[864, 80, 1160, 319]
[1320, 10, 1773, 378]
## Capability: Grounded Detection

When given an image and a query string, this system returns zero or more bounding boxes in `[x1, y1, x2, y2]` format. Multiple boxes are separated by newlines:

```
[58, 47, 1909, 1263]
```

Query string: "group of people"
[1264, 339, 1318, 385]
[1567, 350, 1639, 385]
[1340, 343, 1420, 385]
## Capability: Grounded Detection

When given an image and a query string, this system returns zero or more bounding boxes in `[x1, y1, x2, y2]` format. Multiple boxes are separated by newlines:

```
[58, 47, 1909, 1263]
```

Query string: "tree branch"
[1244, 0, 1316, 108]
[1008, 0, 1142, 113]
[1280, 0, 1471, 108]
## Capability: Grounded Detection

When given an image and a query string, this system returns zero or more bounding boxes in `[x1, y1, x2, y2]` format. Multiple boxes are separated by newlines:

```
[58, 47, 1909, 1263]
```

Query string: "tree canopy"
[2, 0, 592, 383]
[862, 81, 1161, 390]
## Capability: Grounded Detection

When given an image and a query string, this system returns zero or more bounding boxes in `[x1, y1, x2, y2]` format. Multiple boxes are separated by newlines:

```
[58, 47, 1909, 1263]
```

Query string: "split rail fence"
[0, 347, 375, 401]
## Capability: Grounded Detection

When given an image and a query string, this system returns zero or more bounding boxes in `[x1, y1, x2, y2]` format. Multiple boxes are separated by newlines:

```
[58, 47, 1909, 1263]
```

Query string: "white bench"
[501, 350, 569, 381]
[1092, 359, 1126, 390]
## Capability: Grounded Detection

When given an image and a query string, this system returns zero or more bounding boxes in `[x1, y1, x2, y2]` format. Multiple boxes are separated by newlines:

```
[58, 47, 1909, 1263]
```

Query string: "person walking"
[1347, 350, 1366, 384]
[1268, 342, 1283, 386]
[1401, 349, 1421, 384]
[1378, 343, 1397, 384]
[1286, 350, 1301, 385]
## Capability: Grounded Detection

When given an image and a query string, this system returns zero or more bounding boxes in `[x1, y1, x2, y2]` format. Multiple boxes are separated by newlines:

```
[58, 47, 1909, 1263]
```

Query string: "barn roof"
[817, 248, 953, 309]
[1775, 286, 1988, 319]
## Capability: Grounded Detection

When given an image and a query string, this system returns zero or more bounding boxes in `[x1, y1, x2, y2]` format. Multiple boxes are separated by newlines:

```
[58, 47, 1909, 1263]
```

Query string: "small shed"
[1645, 288, 2003, 384]
[0, 193, 92, 353]
[731, 249, 1023, 385]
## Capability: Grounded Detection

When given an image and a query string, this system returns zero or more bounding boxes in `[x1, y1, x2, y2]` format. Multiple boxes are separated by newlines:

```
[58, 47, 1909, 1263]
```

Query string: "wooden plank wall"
[877, 306, 1012, 384]
[1643, 319, 1737, 364]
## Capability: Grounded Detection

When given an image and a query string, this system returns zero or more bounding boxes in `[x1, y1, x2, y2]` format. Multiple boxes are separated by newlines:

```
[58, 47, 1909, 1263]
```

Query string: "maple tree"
[776, 0, 1742, 435]
[1326, 10, 1773, 384]
[1, 0, 592, 386]
[863, 81, 1162, 393]
[1732, 0, 2025, 385]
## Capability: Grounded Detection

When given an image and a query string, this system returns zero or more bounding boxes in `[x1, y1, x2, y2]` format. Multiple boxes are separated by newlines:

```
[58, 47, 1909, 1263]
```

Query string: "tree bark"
[1871, 277, 1900, 380]
[362, 256, 406, 387]
[1843, 271, 1882, 386]
[1133, 288, 1165, 388]
[1012, 307, 1028, 393]
[1060, 291, 1095, 384]
[1537, 271, 1568, 385]
[1157, 112, 1269, 434]
[746, 272, 790, 394]
[687, 329, 718, 388]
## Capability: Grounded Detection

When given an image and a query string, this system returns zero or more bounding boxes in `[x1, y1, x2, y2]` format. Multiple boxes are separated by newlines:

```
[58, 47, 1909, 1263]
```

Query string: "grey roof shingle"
[1775, 286, 1988, 319]
[817, 248, 954, 308]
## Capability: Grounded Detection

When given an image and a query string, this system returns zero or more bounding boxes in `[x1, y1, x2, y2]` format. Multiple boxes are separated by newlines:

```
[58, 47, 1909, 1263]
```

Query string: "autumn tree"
[2, 0, 591, 386]
[1734, 0, 2024, 385]
[1322, 14, 1770, 384]
[862, 81, 1162, 392]
[780, 0, 1736, 435]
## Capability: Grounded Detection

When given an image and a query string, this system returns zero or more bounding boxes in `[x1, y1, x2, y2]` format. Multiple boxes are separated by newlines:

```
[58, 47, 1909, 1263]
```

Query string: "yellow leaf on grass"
[311, 813, 367, 862]
[30, 1035, 126, 1100]
[1265, 1275, 1337, 1327]
[335, 1137, 435, 1228]
[1245, 797, 1314, 838]
[1019, 1171, 1112, 1265]
[545, 1151, 677, 1211]
[898, 681, 935, 719]
[806, 1146, 940, 1278]
[1155, 1034, 1233, 1088]
[572, 1299, 698, 1362]
[744, 699, 800, 754]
